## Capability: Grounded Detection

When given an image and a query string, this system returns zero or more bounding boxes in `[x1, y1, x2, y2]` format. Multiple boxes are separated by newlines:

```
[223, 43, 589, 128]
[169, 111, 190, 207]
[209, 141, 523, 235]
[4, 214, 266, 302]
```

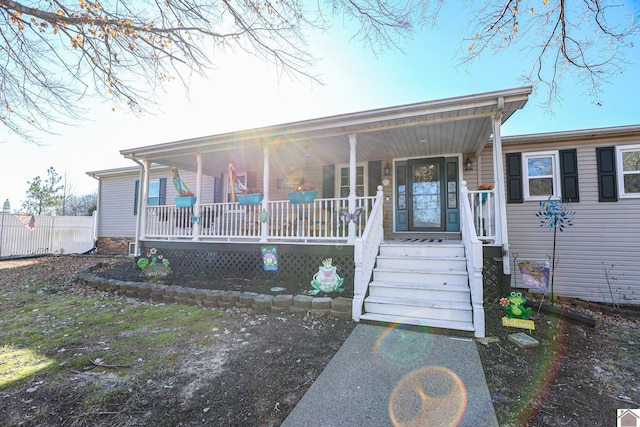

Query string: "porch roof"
[120, 86, 531, 174]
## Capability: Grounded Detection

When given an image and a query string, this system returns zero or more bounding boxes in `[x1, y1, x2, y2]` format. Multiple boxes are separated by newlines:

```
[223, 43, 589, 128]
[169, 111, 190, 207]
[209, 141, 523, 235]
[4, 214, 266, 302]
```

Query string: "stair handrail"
[352, 185, 384, 321]
[460, 181, 485, 338]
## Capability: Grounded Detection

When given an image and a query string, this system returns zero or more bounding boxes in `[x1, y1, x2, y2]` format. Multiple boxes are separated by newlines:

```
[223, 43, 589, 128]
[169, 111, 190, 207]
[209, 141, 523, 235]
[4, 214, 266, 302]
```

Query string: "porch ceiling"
[121, 87, 531, 174]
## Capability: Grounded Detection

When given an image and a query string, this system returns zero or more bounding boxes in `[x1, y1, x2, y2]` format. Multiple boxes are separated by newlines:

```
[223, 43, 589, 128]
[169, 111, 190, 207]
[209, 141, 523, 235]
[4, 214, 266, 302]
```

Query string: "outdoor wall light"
[464, 156, 473, 171]
[384, 161, 391, 176]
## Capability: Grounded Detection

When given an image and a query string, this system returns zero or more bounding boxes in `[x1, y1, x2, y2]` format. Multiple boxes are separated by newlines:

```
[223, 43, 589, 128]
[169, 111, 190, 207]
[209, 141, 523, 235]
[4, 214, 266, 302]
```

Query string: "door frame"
[393, 156, 460, 233]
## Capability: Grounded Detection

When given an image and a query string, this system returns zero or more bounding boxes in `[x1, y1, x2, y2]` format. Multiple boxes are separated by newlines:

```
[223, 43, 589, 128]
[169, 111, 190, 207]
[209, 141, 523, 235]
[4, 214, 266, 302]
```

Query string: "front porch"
[121, 87, 532, 338]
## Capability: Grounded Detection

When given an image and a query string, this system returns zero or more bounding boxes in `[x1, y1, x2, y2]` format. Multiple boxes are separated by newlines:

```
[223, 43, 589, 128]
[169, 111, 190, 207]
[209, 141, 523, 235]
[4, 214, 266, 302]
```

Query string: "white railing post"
[352, 185, 384, 321]
[460, 181, 485, 338]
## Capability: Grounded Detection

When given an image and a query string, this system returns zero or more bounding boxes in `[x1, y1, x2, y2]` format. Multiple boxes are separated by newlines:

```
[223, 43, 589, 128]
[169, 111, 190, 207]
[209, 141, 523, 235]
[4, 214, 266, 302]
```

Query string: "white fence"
[0, 212, 97, 257]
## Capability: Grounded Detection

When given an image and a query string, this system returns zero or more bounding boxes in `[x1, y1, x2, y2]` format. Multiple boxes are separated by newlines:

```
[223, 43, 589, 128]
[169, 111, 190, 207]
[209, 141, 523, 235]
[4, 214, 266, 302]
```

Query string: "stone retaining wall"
[77, 262, 353, 318]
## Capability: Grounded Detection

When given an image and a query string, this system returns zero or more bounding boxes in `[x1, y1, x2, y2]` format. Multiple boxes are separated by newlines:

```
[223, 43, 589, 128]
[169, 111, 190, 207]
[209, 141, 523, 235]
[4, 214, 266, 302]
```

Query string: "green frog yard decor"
[500, 292, 535, 330]
[309, 258, 345, 295]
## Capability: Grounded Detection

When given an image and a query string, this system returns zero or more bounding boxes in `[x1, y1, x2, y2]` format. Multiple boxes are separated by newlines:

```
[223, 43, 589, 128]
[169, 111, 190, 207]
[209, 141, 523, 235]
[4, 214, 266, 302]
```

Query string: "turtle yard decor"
[309, 258, 344, 295]
[137, 248, 172, 282]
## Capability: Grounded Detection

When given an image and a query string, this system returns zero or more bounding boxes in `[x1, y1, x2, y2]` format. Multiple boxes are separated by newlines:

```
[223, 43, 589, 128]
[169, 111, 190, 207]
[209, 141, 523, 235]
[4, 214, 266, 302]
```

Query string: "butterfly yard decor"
[339, 208, 362, 223]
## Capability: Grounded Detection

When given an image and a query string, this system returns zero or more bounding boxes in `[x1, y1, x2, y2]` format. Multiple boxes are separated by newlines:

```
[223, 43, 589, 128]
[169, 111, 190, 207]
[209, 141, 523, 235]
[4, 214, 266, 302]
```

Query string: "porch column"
[192, 154, 202, 241]
[348, 134, 357, 245]
[139, 160, 151, 243]
[260, 143, 270, 242]
[492, 97, 510, 275]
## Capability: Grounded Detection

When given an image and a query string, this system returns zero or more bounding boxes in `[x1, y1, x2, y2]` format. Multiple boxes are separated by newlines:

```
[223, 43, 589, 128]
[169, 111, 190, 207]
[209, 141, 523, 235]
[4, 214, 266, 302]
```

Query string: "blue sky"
[1, 3, 639, 212]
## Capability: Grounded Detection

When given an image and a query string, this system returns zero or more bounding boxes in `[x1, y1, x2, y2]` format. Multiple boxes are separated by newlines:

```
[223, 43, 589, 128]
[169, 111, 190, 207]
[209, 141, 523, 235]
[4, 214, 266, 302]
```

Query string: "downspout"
[127, 155, 146, 257]
[260, 143, 270, 243]
[492, 97, 510, 275]
[348, 134, 357, 245]
[192, 154, 202, 241]
[87, 173, 101, 251]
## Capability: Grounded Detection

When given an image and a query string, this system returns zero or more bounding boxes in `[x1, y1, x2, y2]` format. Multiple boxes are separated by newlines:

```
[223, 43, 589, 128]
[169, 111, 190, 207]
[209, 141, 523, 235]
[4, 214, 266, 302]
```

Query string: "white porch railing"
[0, 212, 97, 257]
[144, 196, 376, 242]
[468, 189, 496, 243]
[352, 186, 384, 321]
[460, 181, 485, 338]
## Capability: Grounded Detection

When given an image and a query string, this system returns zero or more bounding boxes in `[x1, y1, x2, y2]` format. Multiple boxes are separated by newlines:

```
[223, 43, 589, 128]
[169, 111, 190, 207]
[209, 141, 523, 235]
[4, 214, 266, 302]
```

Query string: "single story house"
[87, 86, 640, 338]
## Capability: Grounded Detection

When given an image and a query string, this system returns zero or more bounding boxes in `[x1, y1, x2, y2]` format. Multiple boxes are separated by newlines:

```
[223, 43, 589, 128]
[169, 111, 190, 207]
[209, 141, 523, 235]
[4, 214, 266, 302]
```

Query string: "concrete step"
[368, 280, 471, 302]
[364, 295, 473, 323]
[358, 312, 475, 332]
[372, 268, 468, 286]
[375, 255, 467, 271]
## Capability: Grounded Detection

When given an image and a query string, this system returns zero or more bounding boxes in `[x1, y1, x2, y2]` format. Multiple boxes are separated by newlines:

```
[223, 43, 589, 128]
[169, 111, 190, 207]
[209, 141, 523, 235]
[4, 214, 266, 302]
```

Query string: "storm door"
[407, 158, 446, 231]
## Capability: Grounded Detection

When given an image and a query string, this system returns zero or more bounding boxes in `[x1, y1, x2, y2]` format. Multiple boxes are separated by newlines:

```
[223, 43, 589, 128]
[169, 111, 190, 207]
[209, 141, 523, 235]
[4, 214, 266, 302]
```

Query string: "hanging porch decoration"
[172, 168, 196, 207]
[229, 161, 263, 204]
[309, 258, 345, 295]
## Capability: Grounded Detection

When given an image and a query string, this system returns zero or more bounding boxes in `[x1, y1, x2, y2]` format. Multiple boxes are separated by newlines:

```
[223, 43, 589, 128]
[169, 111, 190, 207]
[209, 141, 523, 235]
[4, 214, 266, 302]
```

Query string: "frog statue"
[500, 292, 532, 320]
[309, 258, 345, 295]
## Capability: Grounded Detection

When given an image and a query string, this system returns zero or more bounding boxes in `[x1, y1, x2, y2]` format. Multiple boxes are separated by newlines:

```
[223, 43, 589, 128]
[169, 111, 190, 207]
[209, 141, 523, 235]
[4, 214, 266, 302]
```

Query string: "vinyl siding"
[480, 133, 640, 305]
[97, 168, 216, 238]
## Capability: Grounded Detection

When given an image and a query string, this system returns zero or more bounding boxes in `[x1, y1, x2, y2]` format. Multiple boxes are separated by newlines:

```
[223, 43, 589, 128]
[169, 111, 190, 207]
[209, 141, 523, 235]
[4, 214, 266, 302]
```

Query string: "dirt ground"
[1, 255, 639, 426]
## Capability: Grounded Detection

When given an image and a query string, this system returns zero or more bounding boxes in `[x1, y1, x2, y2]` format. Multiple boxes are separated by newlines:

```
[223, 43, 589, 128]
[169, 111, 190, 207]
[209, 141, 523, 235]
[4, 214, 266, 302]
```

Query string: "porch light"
[384, 162, 391, 176]
[464, 156, 473, 171]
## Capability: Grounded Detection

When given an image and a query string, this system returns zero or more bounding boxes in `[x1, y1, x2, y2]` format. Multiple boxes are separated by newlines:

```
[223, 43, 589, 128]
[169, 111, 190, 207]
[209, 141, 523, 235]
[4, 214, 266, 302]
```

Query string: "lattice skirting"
[482, 246, 510, 303]
[139, 241, 355, 295]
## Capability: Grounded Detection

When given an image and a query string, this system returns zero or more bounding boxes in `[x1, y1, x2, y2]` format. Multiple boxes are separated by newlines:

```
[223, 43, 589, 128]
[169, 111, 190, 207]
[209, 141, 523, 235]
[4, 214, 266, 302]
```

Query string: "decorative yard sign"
[261, 246, 278, 271]
[309, 258, 345, 295]
[518, 259, 550, 294]
[500, 292, 535, 330]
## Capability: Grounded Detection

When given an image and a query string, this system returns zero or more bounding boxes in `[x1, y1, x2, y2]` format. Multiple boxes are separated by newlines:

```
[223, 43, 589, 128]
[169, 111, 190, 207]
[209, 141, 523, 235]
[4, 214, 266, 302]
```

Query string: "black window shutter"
[559, 149, 579, 202]
[246, 171, 258, 191]
[322, 165, 335, 199]
[368, 160, 381, 196]
[159, 178, 167, 205]
[134, 180, 139, 215]
[506, 152, 523, 203]
[596, 146, 618, 202]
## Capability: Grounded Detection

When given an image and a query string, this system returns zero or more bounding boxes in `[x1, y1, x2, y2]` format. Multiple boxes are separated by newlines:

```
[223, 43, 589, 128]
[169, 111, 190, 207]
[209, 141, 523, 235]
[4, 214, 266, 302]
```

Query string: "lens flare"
[389, 366, 467, 427]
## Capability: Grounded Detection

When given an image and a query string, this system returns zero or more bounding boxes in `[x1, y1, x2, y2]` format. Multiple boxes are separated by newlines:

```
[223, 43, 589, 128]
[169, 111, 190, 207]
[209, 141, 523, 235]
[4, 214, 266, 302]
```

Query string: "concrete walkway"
[282, 323, 498, 427]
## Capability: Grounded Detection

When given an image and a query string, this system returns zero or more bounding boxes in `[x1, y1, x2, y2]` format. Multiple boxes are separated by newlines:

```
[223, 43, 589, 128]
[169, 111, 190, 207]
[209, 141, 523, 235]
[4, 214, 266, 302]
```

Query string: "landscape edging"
[76, 262, 353, 318]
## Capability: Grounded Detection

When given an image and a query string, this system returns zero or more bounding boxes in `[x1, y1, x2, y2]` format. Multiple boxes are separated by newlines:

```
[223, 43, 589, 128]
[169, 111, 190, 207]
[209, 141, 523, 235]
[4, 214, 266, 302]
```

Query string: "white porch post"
[348, 134, 357, 245]
[192, 154, 202, 241]
[492, 97, 510, 275]
[139, 160, 151, 245]
[260, 143, 270, 242]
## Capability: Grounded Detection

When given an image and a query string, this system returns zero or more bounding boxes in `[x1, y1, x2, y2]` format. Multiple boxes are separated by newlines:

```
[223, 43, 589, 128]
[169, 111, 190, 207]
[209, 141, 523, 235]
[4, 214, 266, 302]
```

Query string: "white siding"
[482, 132, 640, 305]
[97, 168, 217, 238]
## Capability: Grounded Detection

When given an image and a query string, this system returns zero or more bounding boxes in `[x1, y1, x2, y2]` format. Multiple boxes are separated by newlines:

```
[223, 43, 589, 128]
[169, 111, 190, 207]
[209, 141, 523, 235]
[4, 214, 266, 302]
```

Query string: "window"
[523, 151, 560, 200]
[134, 178, 166, 214]
[148, 181, 161, 206]
[338, 165, 365, 197]
[617, 145, 640, 197]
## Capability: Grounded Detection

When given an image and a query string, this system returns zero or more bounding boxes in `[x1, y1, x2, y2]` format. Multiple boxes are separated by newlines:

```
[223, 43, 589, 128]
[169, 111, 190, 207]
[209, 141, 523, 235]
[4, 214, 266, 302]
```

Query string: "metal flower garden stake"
[536, 197, 575, 303]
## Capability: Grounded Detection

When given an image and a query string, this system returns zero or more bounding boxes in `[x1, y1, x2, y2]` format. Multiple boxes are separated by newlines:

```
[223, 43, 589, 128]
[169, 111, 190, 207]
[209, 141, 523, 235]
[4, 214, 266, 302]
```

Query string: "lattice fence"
[140, 244, 355, 292]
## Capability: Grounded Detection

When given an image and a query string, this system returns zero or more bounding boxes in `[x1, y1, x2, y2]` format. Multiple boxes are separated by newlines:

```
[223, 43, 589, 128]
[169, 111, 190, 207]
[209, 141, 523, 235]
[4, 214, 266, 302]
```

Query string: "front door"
[408, 158, 445, 231]
[395, 157, 459, 232]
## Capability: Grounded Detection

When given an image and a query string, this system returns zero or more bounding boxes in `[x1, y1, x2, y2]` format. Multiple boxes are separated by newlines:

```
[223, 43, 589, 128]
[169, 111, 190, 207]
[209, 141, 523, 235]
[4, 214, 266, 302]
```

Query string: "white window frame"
[148, 179, 161, 206]
[522, 151, 561, 200]
[616, 144, 640, 198]
[336, 163, 367, 198]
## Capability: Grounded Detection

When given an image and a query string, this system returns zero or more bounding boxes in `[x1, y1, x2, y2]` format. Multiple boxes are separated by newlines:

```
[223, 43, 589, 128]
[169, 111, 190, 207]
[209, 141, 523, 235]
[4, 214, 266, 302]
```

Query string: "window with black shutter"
[596, 146, 618, 202]
[559, 149, 579, 202]
[506, 152, 523, 203]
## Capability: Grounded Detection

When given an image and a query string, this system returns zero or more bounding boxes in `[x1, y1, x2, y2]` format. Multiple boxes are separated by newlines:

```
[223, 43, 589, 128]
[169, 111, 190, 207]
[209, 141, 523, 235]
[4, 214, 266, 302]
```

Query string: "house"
[87, 86, 640, 338]
[619, 409, 640, 427]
